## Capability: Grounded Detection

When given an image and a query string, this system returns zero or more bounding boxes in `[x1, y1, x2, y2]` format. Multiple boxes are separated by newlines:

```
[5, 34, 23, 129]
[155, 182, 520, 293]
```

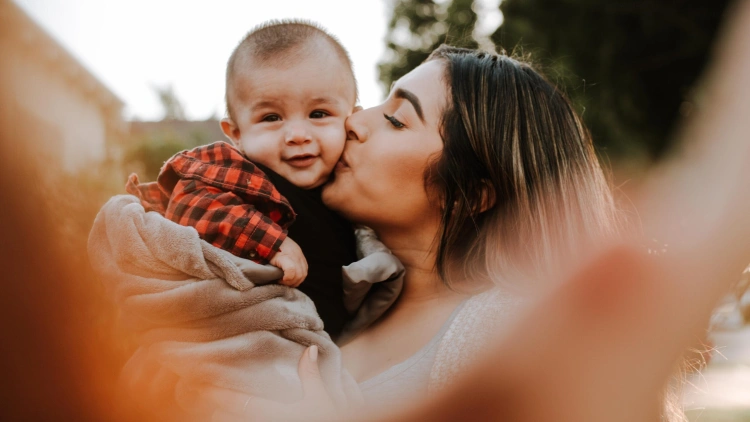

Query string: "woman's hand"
[204, 346, 340, 422]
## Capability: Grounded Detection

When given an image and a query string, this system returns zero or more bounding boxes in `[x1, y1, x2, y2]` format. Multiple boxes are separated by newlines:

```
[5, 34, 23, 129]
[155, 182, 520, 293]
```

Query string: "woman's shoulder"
[429, 286, 525, 393]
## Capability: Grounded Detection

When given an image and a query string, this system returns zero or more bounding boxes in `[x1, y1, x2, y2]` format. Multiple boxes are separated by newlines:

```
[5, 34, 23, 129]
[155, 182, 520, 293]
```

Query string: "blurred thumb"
[298, 346, 326, 399]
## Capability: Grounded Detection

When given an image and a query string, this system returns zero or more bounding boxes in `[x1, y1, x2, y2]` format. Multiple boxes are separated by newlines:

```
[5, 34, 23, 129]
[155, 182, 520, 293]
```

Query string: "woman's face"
[322, 60, 448, 232]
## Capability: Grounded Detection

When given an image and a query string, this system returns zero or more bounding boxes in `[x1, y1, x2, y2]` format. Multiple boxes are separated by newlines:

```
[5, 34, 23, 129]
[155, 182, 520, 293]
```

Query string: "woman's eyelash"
[384, 114, 405, 129]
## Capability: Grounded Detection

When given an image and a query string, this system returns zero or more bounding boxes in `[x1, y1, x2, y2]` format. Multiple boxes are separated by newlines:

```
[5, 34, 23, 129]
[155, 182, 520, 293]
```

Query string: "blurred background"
[0, 0, 747, 420]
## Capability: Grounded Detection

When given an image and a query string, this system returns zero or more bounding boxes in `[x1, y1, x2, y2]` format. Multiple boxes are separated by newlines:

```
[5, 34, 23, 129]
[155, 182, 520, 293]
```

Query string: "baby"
[126, 20, 359, 338]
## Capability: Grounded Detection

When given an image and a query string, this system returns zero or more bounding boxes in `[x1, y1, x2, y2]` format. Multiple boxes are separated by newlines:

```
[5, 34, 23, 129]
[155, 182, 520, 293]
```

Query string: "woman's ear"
[449, 181, 496, 215]
[220, 118, 241, 146]
[478, 180, 496, 214]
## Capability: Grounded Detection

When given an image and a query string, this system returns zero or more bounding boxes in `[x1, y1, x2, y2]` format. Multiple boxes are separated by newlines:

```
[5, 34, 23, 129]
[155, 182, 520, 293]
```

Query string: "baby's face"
[226, 50, 357, 189]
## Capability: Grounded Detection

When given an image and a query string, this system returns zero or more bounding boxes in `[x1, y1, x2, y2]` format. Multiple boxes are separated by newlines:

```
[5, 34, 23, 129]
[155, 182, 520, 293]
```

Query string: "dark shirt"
[256, 163, 357, 340]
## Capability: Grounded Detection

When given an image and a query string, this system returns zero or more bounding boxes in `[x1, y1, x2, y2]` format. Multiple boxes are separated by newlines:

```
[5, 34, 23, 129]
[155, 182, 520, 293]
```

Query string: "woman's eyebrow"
[394, 88, 425, 123]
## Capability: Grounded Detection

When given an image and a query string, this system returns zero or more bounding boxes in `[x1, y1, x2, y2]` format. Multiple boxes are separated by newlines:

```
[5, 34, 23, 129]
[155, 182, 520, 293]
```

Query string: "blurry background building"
[0, 0, 125, 173]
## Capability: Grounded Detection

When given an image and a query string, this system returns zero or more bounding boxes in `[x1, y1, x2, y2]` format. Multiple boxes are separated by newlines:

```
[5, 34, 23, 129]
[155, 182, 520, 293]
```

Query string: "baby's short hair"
[225, 19, 357, 120]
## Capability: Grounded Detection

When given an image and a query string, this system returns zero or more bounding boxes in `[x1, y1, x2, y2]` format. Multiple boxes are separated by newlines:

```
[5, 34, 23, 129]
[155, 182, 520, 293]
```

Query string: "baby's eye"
[262, 114, 281, 122]
[310, 110, 329, 119]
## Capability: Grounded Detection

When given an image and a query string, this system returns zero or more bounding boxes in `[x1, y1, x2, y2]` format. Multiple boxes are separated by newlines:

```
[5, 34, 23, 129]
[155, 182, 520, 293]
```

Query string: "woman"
[325, 45, 619, 400]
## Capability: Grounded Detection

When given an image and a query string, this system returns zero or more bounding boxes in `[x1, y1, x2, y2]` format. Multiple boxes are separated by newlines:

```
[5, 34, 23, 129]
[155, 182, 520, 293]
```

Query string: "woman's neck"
[374, 225, 462, 307]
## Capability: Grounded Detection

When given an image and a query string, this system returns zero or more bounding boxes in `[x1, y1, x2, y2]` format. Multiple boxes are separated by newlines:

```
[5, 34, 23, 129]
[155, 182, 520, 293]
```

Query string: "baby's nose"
[285, 122, 311, 144]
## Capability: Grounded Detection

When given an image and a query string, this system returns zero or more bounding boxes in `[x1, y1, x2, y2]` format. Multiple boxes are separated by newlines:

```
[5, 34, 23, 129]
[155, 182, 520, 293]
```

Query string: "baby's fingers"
[283, 265, 299, 285]
[273, 255, 298, 286]
[293, 256, 308, 287]
[272, 255, 307, 287]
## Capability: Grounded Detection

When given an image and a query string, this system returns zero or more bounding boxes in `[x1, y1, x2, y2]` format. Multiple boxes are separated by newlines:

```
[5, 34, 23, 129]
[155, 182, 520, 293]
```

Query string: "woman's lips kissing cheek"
[335, 155, 350, 171]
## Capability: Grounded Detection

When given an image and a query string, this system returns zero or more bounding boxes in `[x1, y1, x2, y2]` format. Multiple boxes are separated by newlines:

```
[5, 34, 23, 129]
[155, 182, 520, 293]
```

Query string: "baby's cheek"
[319, 125, 347, 163]
[241, 131, 280, 157]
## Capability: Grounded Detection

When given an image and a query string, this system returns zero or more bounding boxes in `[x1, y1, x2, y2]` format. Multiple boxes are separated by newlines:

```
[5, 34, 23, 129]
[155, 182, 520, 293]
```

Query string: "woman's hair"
[425, 45, 621, 287]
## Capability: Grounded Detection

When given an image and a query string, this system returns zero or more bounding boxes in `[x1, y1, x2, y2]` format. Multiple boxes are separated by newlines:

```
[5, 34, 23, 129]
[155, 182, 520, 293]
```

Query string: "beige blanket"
[88, 195, 403, 415]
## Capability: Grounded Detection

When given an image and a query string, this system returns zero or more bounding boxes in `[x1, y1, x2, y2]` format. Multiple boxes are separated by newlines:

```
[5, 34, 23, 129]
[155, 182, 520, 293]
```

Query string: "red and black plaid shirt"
[126, 141, 296, 263]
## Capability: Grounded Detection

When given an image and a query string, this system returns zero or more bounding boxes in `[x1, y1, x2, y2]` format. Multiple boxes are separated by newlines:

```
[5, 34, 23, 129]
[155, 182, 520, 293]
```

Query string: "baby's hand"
[269, 237, 307, 287]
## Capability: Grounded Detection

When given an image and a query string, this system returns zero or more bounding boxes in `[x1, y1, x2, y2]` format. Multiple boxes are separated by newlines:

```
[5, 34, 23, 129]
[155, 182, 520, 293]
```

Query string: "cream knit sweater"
[429, 287, 523, 393]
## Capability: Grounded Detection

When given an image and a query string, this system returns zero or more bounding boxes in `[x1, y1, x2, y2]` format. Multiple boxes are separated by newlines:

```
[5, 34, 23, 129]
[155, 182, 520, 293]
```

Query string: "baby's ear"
[220, 118, 241, 145]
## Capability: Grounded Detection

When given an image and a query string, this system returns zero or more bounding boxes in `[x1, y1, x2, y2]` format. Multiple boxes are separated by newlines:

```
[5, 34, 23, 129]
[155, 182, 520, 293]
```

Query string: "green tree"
[153, 84, 187, 121]
[378, 0, 479, 96]
[493, 0, 731, 161]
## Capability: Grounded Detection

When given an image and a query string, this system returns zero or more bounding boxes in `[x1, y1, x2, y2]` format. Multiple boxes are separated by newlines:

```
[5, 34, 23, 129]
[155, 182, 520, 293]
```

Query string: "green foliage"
[123, 128, 214, 181]
[493, 0, 731, 161]
[379, 0, 730, 163]
[123, 137, 186, 182]
[153, 84, 187, 121]
[378, 0, 479, 96]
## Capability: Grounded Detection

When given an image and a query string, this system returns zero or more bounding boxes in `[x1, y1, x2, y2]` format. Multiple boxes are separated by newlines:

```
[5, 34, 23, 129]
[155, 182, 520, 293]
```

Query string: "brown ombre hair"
[426, 45, 621, 287]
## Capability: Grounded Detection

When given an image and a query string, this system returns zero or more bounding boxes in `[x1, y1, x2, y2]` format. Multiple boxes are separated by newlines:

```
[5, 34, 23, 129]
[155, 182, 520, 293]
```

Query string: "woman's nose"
[285, 122, 311, 145]
[345, 109, 368, 143]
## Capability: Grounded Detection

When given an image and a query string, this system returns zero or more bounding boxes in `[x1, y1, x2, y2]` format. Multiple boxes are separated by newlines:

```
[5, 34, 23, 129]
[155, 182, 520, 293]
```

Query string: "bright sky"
[15, 0, 501, 121]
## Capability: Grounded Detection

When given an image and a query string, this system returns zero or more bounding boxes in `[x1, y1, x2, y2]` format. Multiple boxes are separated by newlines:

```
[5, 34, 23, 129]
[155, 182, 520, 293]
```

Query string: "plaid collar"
[157, 141, 293, 213]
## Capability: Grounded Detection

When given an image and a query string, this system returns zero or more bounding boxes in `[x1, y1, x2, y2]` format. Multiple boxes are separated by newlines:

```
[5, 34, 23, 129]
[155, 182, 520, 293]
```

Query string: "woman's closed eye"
[384, 113, 406, 129]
